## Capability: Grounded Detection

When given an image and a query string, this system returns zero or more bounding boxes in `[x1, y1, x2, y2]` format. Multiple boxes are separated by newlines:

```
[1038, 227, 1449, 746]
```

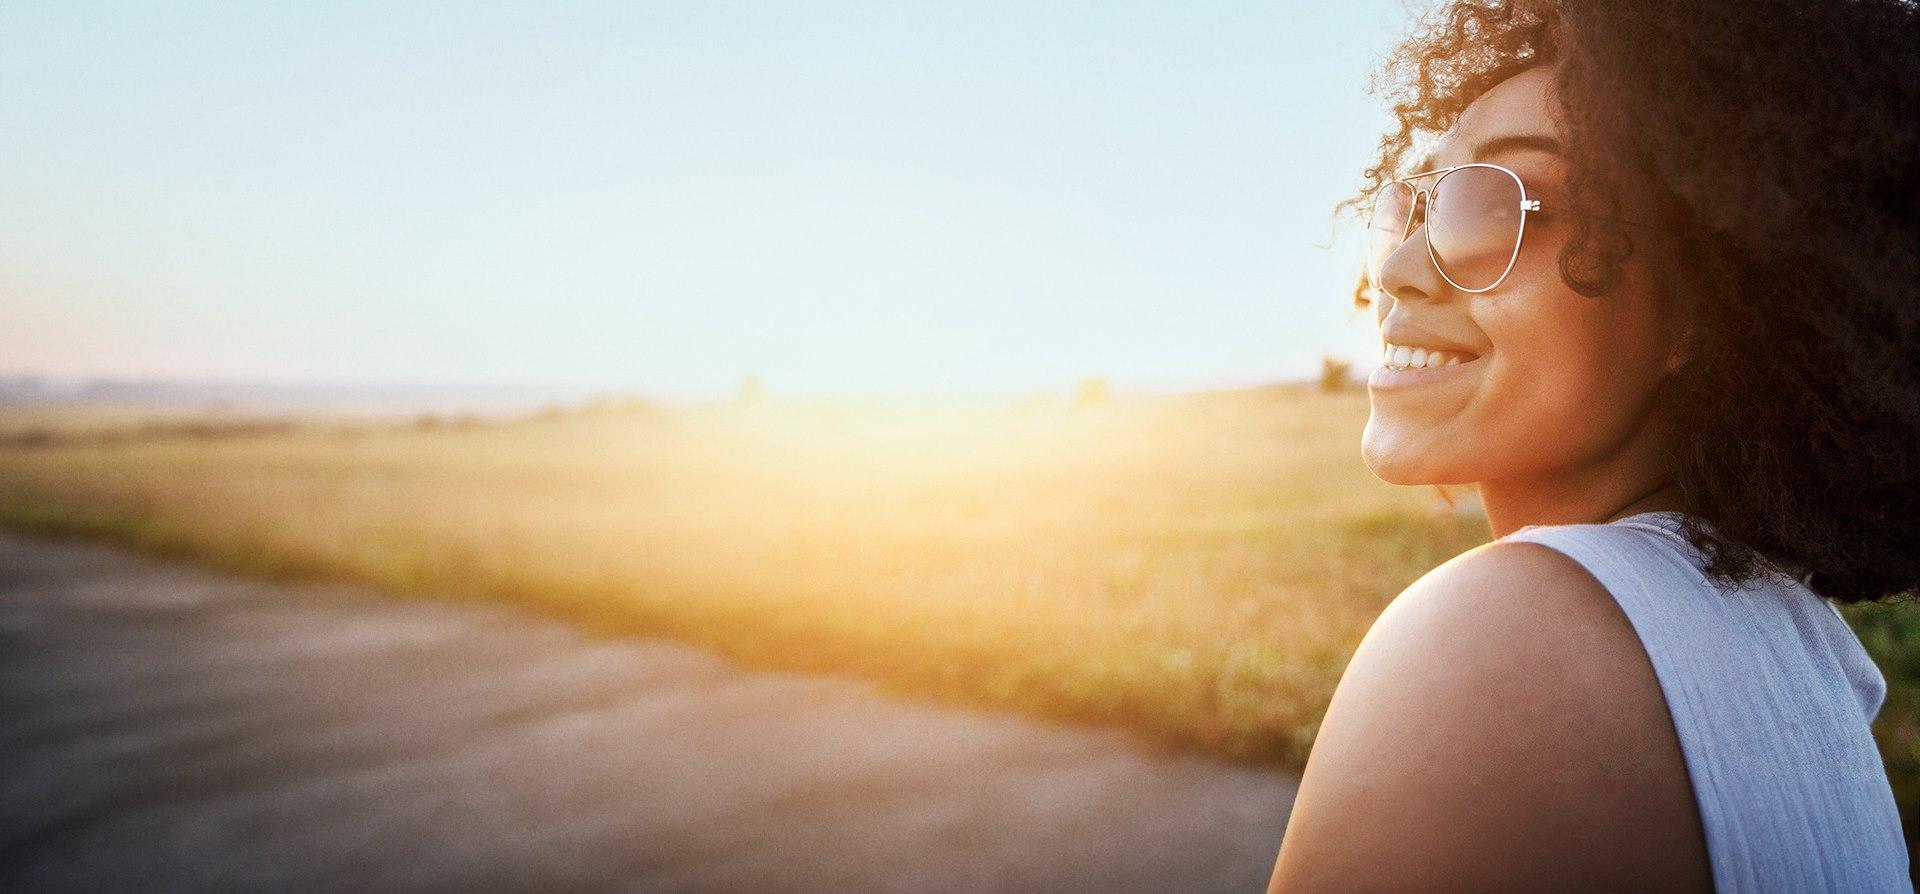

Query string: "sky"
[0, 1, 1416, 400]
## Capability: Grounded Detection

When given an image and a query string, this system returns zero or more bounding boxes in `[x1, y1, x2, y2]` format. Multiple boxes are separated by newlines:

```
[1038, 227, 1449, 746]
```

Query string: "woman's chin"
[1362, 453, 1436, 486]
[1360, 426, 1470, 486]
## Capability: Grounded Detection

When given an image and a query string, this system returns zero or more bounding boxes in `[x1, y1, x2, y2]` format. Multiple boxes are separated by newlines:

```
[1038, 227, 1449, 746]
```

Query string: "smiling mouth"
[1379, 342, 1481, 371]
[1369, 350, 1487, 391]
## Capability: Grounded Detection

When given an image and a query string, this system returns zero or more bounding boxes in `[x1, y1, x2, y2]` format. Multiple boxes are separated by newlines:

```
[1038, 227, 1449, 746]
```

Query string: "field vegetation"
[0, 388, 1911, 839]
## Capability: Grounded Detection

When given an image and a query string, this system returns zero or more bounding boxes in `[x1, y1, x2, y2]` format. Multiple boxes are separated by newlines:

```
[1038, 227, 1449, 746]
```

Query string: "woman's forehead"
[1426, 67, 1560, 168]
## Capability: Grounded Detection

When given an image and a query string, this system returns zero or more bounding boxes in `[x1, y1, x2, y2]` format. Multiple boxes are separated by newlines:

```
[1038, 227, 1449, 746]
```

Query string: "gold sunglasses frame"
[1367, 161, 1540, 295]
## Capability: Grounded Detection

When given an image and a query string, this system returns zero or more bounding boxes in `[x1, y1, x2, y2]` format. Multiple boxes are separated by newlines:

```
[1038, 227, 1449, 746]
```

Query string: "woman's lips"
[1367, 353, 1488, 391]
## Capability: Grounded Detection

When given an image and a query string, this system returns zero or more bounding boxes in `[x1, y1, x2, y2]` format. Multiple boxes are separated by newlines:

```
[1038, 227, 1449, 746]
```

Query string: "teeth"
[1382, 341, 1477, 370]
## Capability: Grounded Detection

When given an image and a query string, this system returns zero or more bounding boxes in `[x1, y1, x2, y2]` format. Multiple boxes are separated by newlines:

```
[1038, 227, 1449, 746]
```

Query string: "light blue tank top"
[1501, 510, 1910, 891]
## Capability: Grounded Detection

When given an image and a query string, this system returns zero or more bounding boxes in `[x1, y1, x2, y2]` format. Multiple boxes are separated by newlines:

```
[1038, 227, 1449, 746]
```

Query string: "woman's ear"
[1663, 317, 1695, 373]
[1664, 340, 1689, 373]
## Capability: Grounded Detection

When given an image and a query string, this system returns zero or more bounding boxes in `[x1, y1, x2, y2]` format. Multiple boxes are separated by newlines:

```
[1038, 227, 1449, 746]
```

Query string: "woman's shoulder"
[1394, 531, 1632, 629]
[1361, 534, 1693, 752]
[1269, 536, 1712, 891]
[1354, 534, 1657, 706]
[1359, 531, 1672, 701]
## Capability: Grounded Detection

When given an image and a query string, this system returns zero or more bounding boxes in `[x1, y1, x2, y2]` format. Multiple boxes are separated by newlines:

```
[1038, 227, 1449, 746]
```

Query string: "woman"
[1267, 0, 1916, 890]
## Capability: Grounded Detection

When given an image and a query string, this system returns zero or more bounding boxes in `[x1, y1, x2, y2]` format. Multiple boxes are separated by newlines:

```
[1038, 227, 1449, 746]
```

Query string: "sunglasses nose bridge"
[1402, 185, 1431, 236]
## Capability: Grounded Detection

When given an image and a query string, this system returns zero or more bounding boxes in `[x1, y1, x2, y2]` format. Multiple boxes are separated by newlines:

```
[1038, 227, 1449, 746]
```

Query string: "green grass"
[1839, 600, 1920, 845]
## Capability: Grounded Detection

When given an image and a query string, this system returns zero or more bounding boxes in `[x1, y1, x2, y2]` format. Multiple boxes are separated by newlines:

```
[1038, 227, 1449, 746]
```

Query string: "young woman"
[1267, 1, 1916, 890]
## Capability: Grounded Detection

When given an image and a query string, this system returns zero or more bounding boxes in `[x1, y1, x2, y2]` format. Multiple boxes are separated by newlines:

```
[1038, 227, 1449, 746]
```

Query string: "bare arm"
[1267, 541, 1711, 892]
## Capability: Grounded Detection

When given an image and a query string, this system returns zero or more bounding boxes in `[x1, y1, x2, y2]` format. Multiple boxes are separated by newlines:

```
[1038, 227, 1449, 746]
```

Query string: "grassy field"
[0, 387, 1912, 840]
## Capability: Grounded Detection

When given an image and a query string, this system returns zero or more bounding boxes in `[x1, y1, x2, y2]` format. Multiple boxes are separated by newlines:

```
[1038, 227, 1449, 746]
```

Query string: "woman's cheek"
[1484, 348, 1625, 473]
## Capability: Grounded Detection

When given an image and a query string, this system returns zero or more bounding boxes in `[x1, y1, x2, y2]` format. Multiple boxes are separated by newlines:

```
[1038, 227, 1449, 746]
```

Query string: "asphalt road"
[0, 533, 1296, 893]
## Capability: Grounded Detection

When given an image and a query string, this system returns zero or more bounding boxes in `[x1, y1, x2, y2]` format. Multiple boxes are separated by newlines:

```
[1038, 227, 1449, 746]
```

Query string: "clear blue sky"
[0, 1, 1414, 399]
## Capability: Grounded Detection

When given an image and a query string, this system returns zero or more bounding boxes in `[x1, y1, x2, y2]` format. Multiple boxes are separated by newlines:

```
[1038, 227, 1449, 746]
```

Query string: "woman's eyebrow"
[1401, 134, 1560, 175]
[1471, 134, 1563, 162]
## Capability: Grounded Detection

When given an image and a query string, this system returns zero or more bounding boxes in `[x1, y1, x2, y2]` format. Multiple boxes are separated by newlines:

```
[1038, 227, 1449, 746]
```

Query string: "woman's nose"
[1375, 215, 1449, 309]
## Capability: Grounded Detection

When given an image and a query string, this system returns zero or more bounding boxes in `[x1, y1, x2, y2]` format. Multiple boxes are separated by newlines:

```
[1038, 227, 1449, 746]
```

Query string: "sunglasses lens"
[1365, 181, 1415, 293]
[1427, 165, 1525, 291]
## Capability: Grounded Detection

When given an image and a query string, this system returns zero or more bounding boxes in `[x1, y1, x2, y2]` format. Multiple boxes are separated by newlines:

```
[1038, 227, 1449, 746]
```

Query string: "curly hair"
[1343, 0, 1920, 604]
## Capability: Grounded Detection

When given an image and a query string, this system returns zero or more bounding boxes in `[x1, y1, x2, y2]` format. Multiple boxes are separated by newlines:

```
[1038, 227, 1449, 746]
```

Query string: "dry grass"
[0, 388, 1910, 831]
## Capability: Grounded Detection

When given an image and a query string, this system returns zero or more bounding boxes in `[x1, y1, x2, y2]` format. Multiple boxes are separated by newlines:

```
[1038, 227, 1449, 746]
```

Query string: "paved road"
[0, 534, 1295, 893]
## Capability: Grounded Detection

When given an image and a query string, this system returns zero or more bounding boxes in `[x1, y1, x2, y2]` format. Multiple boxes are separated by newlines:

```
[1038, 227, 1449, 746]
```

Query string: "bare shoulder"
[1267, 540, 1711, 893]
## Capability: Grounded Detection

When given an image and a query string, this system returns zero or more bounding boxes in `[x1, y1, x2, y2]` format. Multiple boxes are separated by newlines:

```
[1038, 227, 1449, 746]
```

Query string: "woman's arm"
[1266, 541, 1711, 892]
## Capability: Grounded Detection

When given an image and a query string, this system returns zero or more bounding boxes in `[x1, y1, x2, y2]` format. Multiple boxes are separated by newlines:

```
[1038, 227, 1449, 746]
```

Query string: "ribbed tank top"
[1500, 510, 1910, 891]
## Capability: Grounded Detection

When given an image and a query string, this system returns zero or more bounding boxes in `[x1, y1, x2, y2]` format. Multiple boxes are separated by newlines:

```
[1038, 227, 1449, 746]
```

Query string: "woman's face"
[1362, 64, 1681, 487]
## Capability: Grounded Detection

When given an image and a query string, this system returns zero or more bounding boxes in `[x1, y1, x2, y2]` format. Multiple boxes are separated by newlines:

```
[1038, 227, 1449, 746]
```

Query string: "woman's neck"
[1477, 419, 1685, 537]
[1481, 475, 1684, 538]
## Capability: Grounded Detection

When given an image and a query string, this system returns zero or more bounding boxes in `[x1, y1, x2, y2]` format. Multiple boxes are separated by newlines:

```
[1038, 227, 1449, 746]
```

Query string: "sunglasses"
[1365, 161, 1542, 295]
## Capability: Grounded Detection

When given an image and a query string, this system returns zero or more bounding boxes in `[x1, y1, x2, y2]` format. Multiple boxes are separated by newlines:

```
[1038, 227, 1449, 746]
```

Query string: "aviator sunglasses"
[1365, 161, 1543, 295]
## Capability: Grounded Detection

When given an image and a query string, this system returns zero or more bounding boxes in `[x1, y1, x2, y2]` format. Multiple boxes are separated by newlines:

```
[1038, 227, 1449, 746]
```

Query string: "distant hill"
[0, 375, 602, 419]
